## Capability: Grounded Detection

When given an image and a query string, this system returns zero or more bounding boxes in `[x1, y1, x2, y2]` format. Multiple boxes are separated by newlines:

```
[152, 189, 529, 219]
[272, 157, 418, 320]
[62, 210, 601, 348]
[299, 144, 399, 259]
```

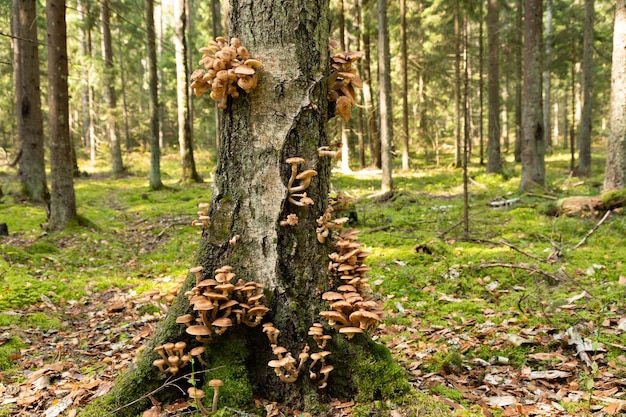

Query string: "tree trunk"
[211, 0, 223, 151]
[338, 0, 351, 173]
[378, 0, 393, 193]
[77, 1, 405, 415]
[117, 28, 132, 153]
[576, 0, 594, 176]
[354, 0, 366, 169]
[454, 2, 462, 167]
[101, 0, 124, 174]
[361, 0, 380, 169]
[155, 0, 165, 150]
[487, 0, 502, 173]
[604, 0, 626, 191]
[513, 0, 523, 163]
[400, 0, 409, 172]
[46, 0, 78, 230]
[147, 0, 163, 190]
[478, 1, 484, 165]
[519, 0, 545, 191]
[543, 0, 553, 151]
[12, 0, 49, 203]
[174, 0, 201, 183]
[77, 0, 92, 156]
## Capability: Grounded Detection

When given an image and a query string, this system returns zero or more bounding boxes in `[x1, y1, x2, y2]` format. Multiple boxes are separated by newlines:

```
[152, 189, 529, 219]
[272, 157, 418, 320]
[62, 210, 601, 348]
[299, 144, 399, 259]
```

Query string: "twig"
[472, 239, 546, 263]
[476, 262, 564, 283]
[526, 192, 558, 200]
[571, 210, 611, 250]
[366, 225, 392, 233]
[437, 219, 464, 239]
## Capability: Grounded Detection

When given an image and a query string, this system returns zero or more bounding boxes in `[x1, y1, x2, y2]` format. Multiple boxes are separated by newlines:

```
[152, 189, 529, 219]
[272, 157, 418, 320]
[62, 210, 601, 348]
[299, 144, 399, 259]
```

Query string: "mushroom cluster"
[187, 379, 223, 416]
[152, 342, 207, 376]
[316, 206, 349, 243]
[285, 157, 317, 207]
[190, 37, 262, 109]
[179, 266, 269, 342]
[192, 202, 210, 228]
[328, 40, 364, 122]
[263, 323, 332, 389]
[319, 229, 383, 336]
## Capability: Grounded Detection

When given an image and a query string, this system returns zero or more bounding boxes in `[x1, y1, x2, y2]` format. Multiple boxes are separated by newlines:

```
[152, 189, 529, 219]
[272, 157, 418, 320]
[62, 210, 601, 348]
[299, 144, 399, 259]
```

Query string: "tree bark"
[46, 0, 78, 230]
[146, 0, 163, 190]
[378, 0, 393, 193]
[576, 0, 594, 176]
[12, 0, 49, 203]
[77, 1, 404, 415]
[100, 0, 124, 174]
[604, 0, 626, 191]
[338, 0, 351, 173]
[487, 0, 502, 173]
[478, 1, 484, 165]
[174, 0, 201, 183]
[519, 0, 545, 191]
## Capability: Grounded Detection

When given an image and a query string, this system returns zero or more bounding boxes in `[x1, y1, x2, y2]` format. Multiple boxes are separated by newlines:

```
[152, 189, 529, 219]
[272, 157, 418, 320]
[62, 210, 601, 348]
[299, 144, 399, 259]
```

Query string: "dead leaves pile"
[0, 288, 161, 416]
[376, 293, 626, 417]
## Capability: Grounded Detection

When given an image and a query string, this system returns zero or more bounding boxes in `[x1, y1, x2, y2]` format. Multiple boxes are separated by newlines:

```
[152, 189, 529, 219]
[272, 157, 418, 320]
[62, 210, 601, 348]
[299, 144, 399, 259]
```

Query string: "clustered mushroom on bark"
[285, 157, 317, 207]
[180, 265, 270, 343]
[192, 202, 210, 228]
[152, 341, 197, 376]
[190, 37, 262, 109]
[327, 39, 364, 122]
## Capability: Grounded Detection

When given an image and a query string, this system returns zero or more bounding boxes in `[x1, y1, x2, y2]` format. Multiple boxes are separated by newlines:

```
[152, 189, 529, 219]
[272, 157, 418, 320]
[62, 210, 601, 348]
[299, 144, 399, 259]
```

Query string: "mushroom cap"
[295, 169, 318, 180]
[320, 364, 334, 374]
[330, 300, 353, 313]
[215, 283, 235, 293]
[186, 325, 212, 336]
[174, 341, 187, 351]
[234, 64, 255, 75]
[189, 266, 204, 273]
[244, 58, 262, 69]
[268, 359, 282, 368]
[248, 305, 269, 314]
[285, 157, 305, 165]
[219, 299, 239, 310]
[189, 346, 205, 356]
[212, 317, 233, 327]
[273, 346, 288, 356]
[209, 379, 224, 388]
[339, 326, 363, 338]
[188, 387, 205, 399]
[176, 314, 194, 324]
[319, 311, 349, 325]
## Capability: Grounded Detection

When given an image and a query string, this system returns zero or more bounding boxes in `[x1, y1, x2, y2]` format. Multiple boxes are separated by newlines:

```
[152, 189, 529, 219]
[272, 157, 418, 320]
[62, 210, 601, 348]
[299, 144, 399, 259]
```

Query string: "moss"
[24, 241, 59, 255]
[601, 189, 626, 209]
[203, 335, 254, 411]
[0, 337, 28, 371]
[352, 339, 411, 403]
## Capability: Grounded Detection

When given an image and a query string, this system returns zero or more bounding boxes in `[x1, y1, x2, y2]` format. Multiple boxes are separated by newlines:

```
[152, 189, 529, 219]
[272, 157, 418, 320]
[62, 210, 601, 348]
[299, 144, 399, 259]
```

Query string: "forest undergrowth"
[1, 148, 625, 417]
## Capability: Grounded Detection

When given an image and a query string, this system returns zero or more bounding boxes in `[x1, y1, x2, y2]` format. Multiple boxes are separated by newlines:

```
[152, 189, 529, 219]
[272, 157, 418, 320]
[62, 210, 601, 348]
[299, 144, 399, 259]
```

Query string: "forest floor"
[1, 149, 626, 417]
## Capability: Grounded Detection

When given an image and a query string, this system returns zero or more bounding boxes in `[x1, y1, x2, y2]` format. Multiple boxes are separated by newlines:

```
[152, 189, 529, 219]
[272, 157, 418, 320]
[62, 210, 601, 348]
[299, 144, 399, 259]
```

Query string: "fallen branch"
[571, 210, 611, 250]
[476, 262, 564, 284]
[472, 239, 546, 263]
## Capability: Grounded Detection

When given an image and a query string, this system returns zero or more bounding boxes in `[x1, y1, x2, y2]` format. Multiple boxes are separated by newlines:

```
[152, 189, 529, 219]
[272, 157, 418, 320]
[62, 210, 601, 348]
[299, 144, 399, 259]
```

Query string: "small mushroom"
[190, 266, 204, 286]
[280, 213, 299, 226]
[153, 358, 167, 373]
[338, 326, 363, 340]
[189, 346, 208, 366]
[174, 341, 187, 357]
[188, 387, 210, 416]
[208, 379, 224, 413]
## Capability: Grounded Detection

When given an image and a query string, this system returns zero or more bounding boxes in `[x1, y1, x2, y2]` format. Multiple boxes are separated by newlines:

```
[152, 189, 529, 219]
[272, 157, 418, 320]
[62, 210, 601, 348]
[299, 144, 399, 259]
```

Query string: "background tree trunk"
[361, 0, 380, 168]
[543, 0, 553, 151]
[487, 0, 502, 173]
[479, 1, 484, 165]
[77, 1, 403, 415]
[513, 0, 523, 163]
[519, 0, 545, 190]
[454, 2, 462, 167]
[576, 0, 594, 176]
[378, 0, 393, 192]
[604, 0, 626, 191]
[100, 0, 124, 174]
[12, 0, 49, 203]
[174, 0, 201, 182]
[47, 0, 78, 230]
[147, 0, 163, 190]
[400, 0, 409, 172]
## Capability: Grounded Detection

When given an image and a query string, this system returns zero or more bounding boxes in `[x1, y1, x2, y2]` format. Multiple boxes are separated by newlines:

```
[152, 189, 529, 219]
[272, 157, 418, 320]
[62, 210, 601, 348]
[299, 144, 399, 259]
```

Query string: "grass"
[1, 144, 624, 415]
